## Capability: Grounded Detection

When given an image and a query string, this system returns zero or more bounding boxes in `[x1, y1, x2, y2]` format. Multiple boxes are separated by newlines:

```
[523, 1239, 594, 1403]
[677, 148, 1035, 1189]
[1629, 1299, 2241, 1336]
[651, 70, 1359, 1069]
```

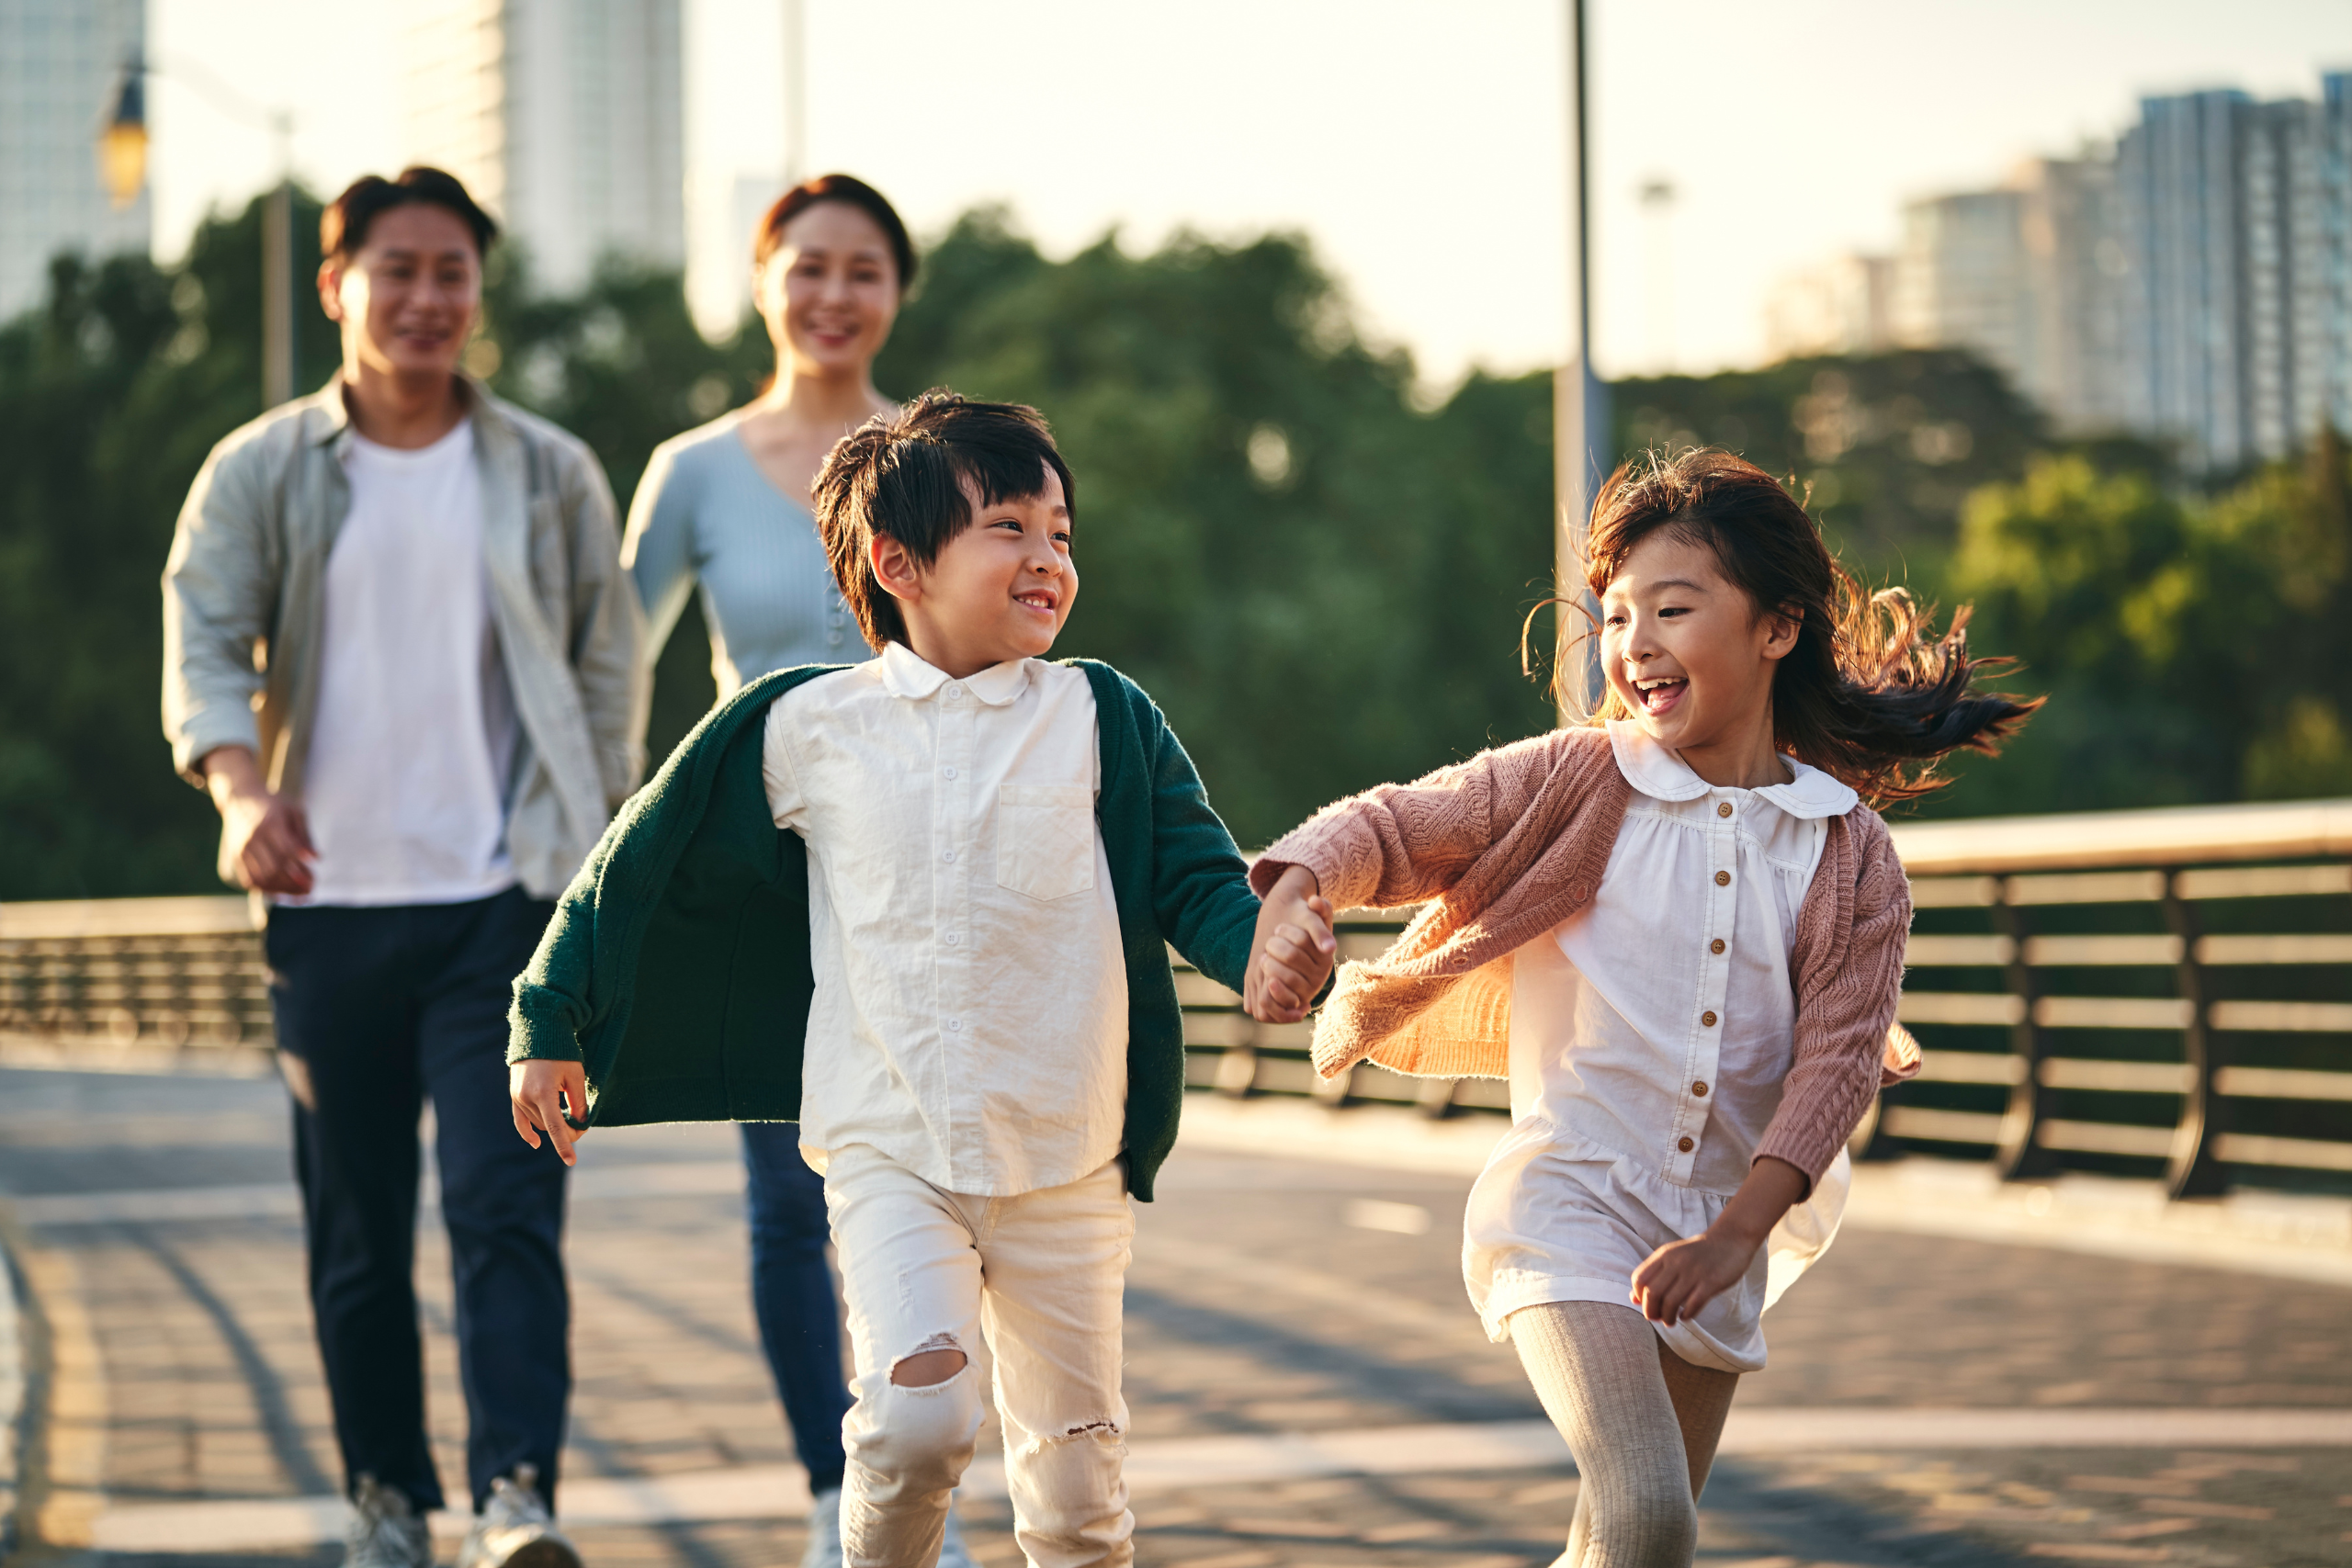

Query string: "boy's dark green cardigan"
[506, 659, 1260, 1202]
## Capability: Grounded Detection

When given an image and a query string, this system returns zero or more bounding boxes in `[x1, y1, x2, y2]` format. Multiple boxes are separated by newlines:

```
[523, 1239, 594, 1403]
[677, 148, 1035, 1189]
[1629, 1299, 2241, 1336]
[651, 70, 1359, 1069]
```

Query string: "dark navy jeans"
[266, 886, 569, 1515]
[740, 1121, 851, 1495]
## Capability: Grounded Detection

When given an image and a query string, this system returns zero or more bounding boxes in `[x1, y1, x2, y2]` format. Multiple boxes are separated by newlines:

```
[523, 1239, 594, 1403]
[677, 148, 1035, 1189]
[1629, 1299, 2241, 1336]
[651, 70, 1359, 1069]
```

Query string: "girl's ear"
[870, 535, 922, 606]
[1762, 604, 1804, 661]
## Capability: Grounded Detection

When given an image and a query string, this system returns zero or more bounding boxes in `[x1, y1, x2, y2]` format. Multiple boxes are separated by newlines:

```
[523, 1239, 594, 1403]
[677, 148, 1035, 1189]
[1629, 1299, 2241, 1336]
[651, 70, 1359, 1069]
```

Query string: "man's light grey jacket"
[162, 378, 648, 899]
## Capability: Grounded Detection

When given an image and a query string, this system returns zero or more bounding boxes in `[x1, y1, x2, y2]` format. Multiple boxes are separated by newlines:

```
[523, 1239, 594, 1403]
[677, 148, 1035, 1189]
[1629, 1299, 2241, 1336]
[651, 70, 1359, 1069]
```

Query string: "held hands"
[510, 1060, 590, 1166]
[1243, 864, 1338, 1024]
[1628, 1154, 1810, 1325]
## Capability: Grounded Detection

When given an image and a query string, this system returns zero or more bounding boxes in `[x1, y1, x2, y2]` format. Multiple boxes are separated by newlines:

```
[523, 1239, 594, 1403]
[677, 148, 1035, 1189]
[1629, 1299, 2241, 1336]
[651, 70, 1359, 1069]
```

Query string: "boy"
[507, 392, 1336, 1568]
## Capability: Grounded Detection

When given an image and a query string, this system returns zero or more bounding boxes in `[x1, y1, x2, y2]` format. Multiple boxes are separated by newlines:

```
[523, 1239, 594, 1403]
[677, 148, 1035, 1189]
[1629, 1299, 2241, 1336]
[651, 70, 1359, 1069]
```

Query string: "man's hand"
[201, 746, 316, 896]
[1243, 864, 1337, 1023]
[1629, 1155, 1809, 1325]
[510, 1059, 589, 1165]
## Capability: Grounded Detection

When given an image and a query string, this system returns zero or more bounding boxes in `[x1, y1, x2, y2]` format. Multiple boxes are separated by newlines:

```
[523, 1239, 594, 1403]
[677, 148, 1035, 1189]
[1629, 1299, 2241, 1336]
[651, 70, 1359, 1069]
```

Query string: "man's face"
[319, 204, 481, 380]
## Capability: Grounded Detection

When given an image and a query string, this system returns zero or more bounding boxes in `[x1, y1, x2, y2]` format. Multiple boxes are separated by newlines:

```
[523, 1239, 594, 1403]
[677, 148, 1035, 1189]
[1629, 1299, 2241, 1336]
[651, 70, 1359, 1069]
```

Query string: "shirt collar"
[1605, 719, 1858, 819]
[876, 640, 1033, 706]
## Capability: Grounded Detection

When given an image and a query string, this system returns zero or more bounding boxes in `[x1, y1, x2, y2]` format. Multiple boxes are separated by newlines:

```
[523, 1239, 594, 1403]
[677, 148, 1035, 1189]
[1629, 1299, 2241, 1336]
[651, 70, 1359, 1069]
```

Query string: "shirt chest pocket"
[995, 783, 1096, 902]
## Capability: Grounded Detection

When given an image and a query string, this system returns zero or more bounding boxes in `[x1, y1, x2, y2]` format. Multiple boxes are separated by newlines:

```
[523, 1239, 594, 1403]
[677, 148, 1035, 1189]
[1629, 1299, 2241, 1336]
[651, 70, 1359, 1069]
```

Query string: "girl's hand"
[1244, 864, 1337, 1023]
[1630, 1229, 1758, 1325]
[1629, 1154, 1810, 1325]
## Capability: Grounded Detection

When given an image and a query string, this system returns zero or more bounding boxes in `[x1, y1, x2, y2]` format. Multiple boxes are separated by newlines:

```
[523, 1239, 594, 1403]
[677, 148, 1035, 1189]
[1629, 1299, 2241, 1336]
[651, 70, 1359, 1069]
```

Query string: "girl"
[1242, 448, 2035, 1566]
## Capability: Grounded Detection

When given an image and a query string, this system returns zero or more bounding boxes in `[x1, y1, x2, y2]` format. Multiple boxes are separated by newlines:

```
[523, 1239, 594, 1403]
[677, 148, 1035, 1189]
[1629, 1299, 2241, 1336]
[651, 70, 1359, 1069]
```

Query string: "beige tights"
[1508, 1302, 1739, 1568]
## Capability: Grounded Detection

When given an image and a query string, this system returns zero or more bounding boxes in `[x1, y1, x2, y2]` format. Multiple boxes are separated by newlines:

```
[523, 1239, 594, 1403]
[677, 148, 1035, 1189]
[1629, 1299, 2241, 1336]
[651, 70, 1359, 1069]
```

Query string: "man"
[163, 166, 644, 1568]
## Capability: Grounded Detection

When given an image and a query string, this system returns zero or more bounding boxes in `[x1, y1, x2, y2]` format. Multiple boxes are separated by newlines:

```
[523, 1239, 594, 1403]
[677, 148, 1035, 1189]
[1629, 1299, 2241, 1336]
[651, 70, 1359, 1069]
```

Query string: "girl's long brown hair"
[1540, 447, 2040, 806]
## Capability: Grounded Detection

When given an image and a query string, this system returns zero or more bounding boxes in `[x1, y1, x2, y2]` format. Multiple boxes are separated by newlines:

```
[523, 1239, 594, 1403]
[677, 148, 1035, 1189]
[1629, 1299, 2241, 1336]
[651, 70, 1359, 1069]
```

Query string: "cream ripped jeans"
[824, 1145, 1135, 1568]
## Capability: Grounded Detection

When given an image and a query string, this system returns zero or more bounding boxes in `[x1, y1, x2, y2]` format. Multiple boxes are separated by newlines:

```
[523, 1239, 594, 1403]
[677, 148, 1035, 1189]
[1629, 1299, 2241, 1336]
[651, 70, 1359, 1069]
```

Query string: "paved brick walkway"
[4, 1061, 2348, 1567]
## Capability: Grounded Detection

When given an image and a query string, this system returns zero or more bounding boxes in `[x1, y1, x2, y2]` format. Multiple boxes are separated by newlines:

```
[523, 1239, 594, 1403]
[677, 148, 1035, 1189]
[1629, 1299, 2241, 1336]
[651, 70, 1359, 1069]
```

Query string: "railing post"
[2162, 871, 2229, 1198]
[1993, 884, 2061, 1180]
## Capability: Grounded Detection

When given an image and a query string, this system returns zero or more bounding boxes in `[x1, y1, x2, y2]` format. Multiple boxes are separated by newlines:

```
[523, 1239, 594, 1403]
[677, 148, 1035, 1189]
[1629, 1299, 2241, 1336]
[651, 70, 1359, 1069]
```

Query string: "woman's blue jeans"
[741, 1122, 852, 1494]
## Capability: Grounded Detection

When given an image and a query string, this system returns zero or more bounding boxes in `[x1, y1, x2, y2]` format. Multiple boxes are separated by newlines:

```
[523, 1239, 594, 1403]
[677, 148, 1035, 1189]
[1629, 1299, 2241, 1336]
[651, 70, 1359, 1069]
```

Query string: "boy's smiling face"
[872, 465, 1077, 677]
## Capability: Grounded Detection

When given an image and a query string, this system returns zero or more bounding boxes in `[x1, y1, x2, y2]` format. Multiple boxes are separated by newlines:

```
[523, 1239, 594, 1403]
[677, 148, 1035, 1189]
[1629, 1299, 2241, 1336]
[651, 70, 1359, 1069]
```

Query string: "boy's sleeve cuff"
[505, 985, 586, 1066]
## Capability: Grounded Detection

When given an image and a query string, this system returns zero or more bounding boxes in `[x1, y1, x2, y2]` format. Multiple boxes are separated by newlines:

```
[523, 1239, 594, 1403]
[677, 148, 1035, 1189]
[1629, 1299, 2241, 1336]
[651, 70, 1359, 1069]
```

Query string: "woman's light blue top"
[623, 412, 867, 695]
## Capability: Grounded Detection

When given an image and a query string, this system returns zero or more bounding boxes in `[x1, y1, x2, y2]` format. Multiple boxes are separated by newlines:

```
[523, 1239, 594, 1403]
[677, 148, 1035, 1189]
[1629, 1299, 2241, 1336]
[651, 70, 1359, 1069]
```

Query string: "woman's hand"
[1243, 864, 1337, 1023]
[510, 1059, 590, 1165]
[1629, 1155, 1809, 1325]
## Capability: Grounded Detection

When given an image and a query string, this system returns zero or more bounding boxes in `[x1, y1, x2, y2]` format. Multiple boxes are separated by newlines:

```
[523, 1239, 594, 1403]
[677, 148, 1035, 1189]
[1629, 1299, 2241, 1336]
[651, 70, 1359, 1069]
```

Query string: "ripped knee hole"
[888, 1334, 968, 1388]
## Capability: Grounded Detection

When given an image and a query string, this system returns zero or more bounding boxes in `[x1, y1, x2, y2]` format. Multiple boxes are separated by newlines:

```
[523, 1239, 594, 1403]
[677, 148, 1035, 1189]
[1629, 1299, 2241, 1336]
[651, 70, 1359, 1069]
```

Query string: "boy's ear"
[870, 534, 922, 606]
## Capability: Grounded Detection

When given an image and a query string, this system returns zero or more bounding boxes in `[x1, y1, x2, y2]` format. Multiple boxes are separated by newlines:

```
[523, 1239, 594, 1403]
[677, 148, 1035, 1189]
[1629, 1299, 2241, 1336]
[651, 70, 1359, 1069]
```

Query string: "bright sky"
[146, 0, 2346, 383]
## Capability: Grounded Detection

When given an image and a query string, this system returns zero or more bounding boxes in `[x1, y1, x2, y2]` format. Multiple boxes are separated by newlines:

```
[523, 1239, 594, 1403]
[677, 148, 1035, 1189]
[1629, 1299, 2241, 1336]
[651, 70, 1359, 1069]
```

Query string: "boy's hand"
[1243, 864, 1337, 1023]
[510, 1059, 589, 1166]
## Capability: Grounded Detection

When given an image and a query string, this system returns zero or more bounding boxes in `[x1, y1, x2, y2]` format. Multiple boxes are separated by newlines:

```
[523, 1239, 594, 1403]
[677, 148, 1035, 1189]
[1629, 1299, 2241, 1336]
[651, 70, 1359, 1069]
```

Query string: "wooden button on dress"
[1692, 1080, 1709, 1096]
[1714, 870, 1731, 886]
[1677, 1136, 1694, 1153]
[1702, 1010, 1718, 1027]
[1710, 938, 1725, 954]
[1716, 801, 1733, 818]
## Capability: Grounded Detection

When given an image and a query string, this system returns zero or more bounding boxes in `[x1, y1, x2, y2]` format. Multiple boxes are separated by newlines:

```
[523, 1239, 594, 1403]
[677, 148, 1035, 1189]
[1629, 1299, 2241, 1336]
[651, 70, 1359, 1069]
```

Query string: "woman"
[623, 174, 973, 1568]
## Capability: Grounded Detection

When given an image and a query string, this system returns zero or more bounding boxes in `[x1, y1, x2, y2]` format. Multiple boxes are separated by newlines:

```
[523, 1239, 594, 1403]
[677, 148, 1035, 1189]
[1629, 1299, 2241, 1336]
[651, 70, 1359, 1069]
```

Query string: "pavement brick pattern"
[5, 1064, 2349, 1567]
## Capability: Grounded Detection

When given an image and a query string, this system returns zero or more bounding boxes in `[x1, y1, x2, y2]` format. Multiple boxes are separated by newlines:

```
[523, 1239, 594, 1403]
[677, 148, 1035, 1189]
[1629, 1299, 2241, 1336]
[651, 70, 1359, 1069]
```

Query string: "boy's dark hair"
[813, 389, 1075, 650]
[1547, 447, 2041, 806]
[754, 173, 916, 289]
[322, 167, 499, 264]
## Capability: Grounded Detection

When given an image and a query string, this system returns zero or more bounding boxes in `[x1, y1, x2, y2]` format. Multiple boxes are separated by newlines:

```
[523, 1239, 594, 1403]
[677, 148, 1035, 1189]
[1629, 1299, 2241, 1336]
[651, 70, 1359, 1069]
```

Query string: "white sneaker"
[343, 1474, 431, 1568]
[801, 1486, 843, 1568]
[457, 1465, 582, 1568]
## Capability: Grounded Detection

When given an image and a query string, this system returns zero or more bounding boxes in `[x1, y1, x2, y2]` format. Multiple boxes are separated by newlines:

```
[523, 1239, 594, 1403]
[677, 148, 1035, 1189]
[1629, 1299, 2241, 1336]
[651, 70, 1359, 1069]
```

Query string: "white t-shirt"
[291, 419, 519, 906]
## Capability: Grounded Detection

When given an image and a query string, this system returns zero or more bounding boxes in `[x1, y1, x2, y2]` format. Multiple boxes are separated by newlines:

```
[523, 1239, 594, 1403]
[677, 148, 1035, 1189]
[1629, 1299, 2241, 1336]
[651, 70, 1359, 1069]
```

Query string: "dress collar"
[1605, 720, 1857, 819]
[877, 641, 1032, 706]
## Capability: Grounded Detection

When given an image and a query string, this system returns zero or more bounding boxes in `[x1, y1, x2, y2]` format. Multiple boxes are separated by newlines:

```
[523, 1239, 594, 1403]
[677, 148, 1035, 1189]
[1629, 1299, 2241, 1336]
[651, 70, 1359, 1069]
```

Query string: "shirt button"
[946, 1017, 963, 1032]
[945, 684, 965, 702]
[1677, 1136, 1695, 1153]
[942, 850, 956, 863]
[1702, 1010, 1718, 1027]
[1715, 870, 1732, 886]
[1692, 1080, 1709, 1097]
[1717, 801, 1733, 818]
[944, 932, 960, 946]
[943, 767, 957, 780]
[1710, 938, 1726, 954]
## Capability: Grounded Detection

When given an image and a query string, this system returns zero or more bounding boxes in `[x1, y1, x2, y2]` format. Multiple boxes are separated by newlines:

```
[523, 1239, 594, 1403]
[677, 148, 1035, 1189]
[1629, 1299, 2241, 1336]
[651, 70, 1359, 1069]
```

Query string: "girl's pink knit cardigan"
[1250, 726, 1920, 1187]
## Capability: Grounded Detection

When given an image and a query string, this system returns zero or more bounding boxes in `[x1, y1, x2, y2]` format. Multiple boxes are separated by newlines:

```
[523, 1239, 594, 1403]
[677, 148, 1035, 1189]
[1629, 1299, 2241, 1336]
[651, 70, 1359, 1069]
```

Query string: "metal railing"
[4, 795, 2346, 1198]
[1178, 796, 2352, 1199]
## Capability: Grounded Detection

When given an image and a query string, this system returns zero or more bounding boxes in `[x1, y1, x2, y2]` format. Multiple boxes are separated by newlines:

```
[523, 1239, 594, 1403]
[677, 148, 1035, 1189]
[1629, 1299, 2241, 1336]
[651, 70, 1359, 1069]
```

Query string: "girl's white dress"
[1462, 722, 1859, 1373]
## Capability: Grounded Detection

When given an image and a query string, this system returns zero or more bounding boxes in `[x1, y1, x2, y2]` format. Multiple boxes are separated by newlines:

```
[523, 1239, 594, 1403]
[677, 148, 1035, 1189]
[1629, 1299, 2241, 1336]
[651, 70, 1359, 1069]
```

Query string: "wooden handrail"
[1889, 796, 2352, 875]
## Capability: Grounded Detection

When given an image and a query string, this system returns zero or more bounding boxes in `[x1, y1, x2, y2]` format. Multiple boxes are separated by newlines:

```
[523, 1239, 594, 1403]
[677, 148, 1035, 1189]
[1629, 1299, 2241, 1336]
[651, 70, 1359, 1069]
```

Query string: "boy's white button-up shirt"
[763, 641, 1128, 1196]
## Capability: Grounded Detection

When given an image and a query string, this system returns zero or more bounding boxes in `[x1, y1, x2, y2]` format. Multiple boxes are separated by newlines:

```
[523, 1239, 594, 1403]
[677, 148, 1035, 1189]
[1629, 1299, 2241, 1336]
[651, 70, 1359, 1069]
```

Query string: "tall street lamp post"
[102, 54, 300, 408]
[1555, 0, 1606, 721]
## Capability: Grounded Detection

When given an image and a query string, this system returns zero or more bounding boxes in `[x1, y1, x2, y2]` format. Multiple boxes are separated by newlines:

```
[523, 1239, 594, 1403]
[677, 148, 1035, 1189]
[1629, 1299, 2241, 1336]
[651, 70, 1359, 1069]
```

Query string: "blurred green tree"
[869, 209, 1558, 844]
[0, 190, 339, 897]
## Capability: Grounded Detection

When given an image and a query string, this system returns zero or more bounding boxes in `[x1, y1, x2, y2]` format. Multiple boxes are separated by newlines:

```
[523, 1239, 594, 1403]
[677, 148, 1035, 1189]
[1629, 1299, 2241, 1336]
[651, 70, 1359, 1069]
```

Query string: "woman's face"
[758, 200, 900, 378]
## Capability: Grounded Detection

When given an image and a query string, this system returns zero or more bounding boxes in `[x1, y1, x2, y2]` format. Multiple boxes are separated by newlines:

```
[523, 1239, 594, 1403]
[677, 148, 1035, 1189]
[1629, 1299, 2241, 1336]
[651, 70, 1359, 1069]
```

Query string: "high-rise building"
[2013, 156, 2128, 435]
[1893, 186, 2032, 391]
[399, 0, 684, 294]
[0, 0, 151, 321]
[2117, 78, 2352, 469]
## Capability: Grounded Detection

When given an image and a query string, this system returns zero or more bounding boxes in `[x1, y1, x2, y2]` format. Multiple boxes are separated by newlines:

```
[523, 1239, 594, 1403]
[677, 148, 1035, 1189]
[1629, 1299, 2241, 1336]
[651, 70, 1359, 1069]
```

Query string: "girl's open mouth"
[1635, 677, 1687, 716]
